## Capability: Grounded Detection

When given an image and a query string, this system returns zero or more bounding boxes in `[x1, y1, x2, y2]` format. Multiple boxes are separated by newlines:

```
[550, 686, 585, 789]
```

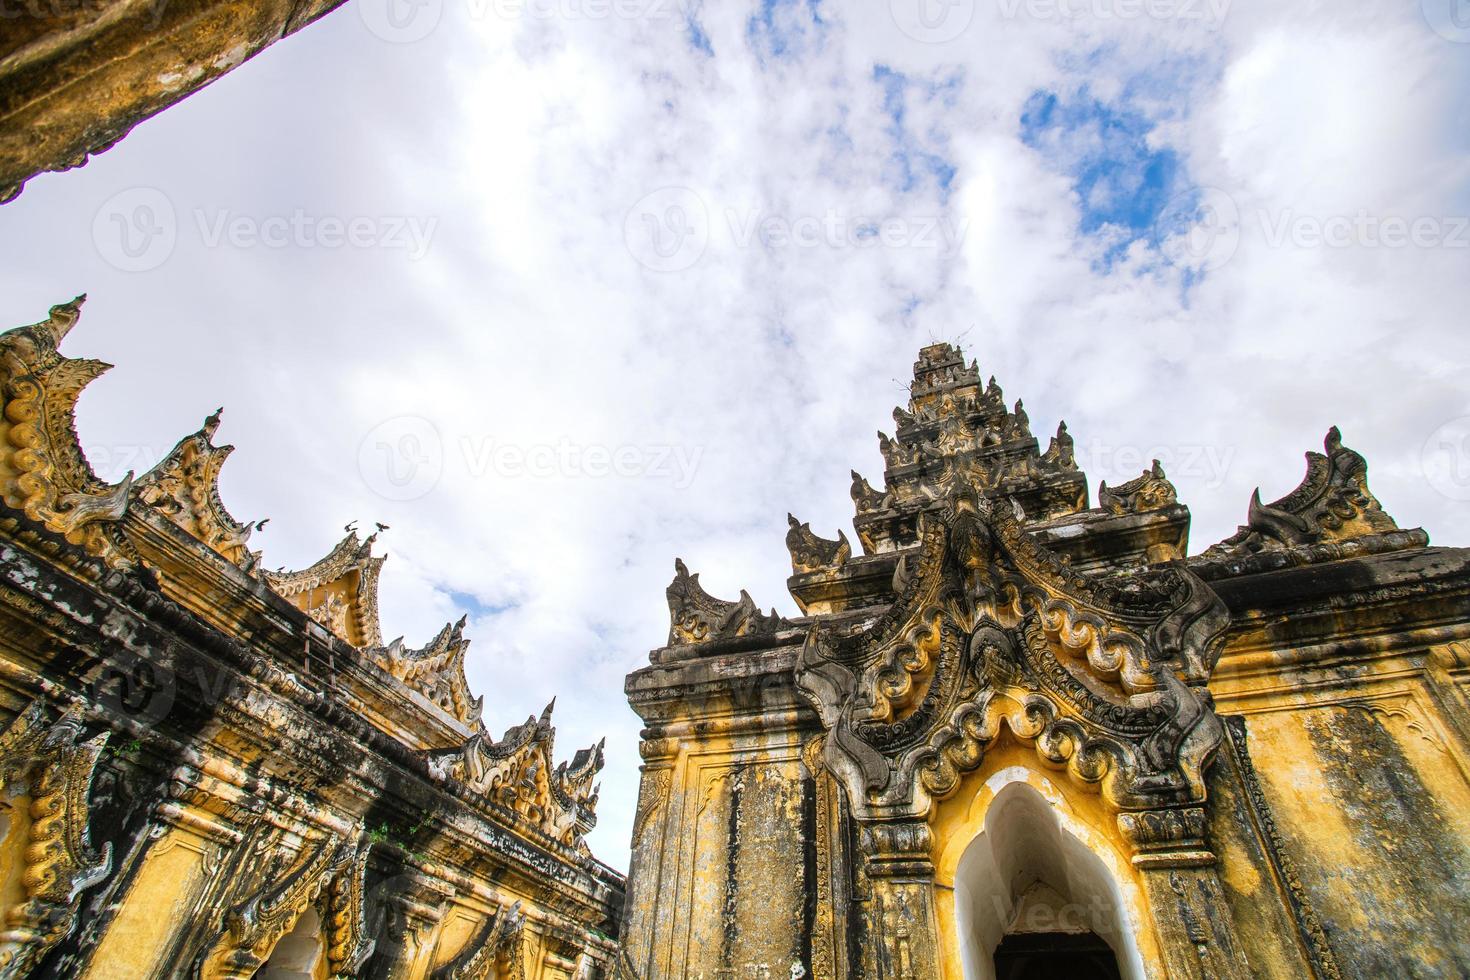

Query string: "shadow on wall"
[953, 782, 1144, 980]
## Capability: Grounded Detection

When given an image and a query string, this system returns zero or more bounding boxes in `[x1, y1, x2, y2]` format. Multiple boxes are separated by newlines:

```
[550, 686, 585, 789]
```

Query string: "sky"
[1, 0, 1468, 870]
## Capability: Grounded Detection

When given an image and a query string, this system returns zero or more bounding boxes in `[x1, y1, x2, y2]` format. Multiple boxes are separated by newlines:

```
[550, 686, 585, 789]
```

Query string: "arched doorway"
[256, 906, 325, 979]
[953, 782, 1143, 980]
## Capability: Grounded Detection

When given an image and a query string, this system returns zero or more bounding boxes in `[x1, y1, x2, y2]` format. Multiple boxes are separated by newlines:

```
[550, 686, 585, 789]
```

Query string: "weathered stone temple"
[0, 298, 624, 978]
[622, 343, 1470, 979]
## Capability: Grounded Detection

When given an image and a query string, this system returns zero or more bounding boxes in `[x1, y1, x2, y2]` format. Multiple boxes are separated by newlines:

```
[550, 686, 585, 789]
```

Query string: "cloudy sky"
[2, 0, 1468, 868]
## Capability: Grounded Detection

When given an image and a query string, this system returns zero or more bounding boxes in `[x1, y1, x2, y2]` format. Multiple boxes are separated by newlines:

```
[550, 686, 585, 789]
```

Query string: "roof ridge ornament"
[0, 297, 135, 566]
[262, 529, 386, 647]
[133, 406, 262, 568]
[1203, 426, 1407, 559]
[665, 558, 786, 648]
[786, 513, 851, 575]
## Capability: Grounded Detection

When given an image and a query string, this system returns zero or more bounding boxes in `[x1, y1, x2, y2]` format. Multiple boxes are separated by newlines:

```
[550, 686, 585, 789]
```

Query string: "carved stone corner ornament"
[364, 617, 483, 726]
[665, 558, 786, 647]
[262, 528, 386, 648]
[133, 407, 265, 569]
[0, 700, 114, 979]
[786, 513, 851, 575]
[1099, 459, 1178, 516]
[795, 484, 1229, 820]
[0, 297, 136, 567]
[1204, 426, 1406, 559]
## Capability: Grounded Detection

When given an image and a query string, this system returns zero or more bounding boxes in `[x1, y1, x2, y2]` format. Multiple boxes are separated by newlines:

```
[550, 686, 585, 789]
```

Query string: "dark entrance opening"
[993, 930, 1123, 980]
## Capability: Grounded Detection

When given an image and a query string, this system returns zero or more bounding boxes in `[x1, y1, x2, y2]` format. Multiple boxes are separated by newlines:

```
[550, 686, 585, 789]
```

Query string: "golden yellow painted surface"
[81, 829, 213, 980]
[929, 736, 1166, 980]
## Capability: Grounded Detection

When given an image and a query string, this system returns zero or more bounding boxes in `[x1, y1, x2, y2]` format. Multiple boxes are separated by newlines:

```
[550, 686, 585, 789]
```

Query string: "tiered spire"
[849, 343, 1087, 555]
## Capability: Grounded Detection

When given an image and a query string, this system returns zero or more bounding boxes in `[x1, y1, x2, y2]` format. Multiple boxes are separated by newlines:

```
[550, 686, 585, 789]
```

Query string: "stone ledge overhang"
[1209, 544, 1470, 672]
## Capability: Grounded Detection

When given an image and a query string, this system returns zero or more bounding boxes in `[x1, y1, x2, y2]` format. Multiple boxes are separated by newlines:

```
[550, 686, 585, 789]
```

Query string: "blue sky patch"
[1020, 86, 1188, 269]
[684, 0, 713, 56]
[872, 65, 959, 200]
[747, 0, 826, 63]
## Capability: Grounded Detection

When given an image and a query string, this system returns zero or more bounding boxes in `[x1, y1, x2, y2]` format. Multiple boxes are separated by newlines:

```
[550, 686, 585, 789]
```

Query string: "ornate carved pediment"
[431, 900, 525, 980]
[263, 528, 386, 647]
[364, 617, 484, 726]
[0, 700, 114, 978]
[0, 297, 134, 566]
[134, 409, 263, 568]
[1204, 427, 1403, 558]
[1099, 459, 1177, 516]
[665, 558, 786, 647]
[430, 703, 605, 850]
[197, 824, 361, 980]
[786, 514, 851, 575]
[796, 483, 1228, 817]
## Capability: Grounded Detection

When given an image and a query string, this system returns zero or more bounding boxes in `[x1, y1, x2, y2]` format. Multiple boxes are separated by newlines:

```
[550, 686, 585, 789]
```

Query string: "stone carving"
[1040, 420, 1076, 470]
[364, 617, 483, 727]
[850, 470, 887, 515]
[134, 408, 264, 568]
[263, 528, 386, 647]
[1099, 459, 1178, 516]
[847, 345, 1091, 555]
[785, 514, 851, 574]
[1204, 427, 1402, 558]
[666, 558, 785, 646]
[0, 700, 113, 978]
[430, 901, 526, 980]
[431, 703, 604, 850]
[0, 297, 134, 567]
[197, 826, 360, 980]
[319, 836, 376, 977]
[797, 480, 1228, 814]
[0, 300, 623, 978]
